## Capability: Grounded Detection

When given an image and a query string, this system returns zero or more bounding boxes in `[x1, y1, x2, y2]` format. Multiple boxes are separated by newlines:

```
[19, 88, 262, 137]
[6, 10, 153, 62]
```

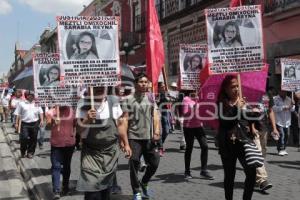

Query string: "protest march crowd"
[1, 1, 300, 200]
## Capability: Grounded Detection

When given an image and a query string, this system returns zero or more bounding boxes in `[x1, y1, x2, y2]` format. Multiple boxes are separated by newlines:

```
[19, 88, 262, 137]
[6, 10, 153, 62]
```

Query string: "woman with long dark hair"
[217, 75, 256, 200]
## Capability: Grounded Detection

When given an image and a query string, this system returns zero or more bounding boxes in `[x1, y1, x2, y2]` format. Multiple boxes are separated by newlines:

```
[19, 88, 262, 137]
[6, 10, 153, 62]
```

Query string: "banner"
[57, 16, 120, 87]
[205, 5, 264, 74]
[33, 53, 77, 106]
[281, 58, 300, 91]
[179, 44, 207, 90]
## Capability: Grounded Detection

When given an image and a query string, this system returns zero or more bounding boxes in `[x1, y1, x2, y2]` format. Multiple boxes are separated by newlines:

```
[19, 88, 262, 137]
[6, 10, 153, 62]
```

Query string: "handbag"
[243, 142, 264, 168]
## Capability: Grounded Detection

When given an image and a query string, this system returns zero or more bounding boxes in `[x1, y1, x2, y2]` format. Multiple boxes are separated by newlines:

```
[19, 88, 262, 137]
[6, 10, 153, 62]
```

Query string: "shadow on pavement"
[155, 173, 186, 183]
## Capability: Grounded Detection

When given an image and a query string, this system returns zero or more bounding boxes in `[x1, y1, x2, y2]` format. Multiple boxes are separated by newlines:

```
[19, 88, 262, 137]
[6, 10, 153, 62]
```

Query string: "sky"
[0, 0, 93, 77]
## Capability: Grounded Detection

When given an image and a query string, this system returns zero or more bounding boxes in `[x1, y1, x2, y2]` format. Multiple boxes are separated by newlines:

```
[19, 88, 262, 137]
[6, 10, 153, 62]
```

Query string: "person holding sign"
[46, 106, 75, 199]
[42, 65, 60, 86]
[217, 75, 257, 200]
[70, 31, 99, 60]
[76, 86, 131, 200]
[217, 21, 243, 48]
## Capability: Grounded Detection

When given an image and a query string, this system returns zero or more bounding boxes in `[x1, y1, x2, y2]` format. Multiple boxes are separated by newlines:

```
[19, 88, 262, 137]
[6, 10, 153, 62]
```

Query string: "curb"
[1, 123, 52, 200]
[0, 124, 29, 200]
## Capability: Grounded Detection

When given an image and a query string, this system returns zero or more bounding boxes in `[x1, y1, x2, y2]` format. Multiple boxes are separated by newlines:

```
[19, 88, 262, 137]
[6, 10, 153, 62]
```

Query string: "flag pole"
[162, 65, 169, 91]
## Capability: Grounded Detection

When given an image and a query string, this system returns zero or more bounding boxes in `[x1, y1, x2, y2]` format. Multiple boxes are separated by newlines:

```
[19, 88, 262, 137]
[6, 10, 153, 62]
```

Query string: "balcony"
[264, 0, 300, 15]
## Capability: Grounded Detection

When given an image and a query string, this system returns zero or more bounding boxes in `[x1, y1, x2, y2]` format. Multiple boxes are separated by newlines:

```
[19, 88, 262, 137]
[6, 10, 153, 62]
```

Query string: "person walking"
[251, 93, 279, 191]
[122, 74, 161, 200]
[46, 106, 76, 199]
[217, 75, 257, 200]
[14, 91, 43, 158]
[76, 86, 131, 200]
[157, 82, 172, 156]
[182, 89, 214, 180]
[272, 90, 295, 156]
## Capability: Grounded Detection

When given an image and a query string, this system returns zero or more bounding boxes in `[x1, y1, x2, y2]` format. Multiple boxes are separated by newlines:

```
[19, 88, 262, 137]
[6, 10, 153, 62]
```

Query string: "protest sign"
[57, 16, 120, 87]
[179, 44, 207, 90]
[33, 53, 77, 106]
[205, 5, 264, 74]
[281, 58, 300, 91]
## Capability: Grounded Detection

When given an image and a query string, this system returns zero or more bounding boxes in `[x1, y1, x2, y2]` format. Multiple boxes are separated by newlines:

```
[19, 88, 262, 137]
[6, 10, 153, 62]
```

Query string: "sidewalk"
[0, 123, 29, 200]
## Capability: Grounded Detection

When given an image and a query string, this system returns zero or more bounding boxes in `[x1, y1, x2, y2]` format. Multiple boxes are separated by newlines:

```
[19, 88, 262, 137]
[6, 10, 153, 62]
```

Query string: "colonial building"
[7, 42, 28, 85]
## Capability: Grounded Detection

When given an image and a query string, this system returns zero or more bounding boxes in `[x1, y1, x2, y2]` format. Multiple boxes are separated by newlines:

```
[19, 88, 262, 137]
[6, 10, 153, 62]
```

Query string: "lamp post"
[120, 42, 135, 64]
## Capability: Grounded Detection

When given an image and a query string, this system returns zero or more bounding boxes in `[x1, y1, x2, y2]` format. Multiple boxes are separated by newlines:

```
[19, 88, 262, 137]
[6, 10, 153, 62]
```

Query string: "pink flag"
[146, 0, 165, 92]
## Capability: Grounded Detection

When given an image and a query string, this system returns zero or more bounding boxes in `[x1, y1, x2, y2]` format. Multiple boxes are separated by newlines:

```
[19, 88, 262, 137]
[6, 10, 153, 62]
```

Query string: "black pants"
[84, 189, 110, 200]
[20, 121, 39, 155]
[183, 127, 208, 173]
[220, 141, 256, 200]
[129, 139, 160, 194]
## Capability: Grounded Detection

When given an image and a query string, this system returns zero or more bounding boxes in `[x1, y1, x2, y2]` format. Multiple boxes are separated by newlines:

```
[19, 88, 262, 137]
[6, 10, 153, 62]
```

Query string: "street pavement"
[1, 121, 300, 200]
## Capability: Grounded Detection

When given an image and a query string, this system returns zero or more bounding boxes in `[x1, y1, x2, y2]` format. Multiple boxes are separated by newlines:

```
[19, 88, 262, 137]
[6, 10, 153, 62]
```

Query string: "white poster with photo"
[57, 16, 120, 87]
[33, 53, 78, 106]
[205, 5, 264, 74]
[281, 58, 300, 91]
[179, 44, 207, 90]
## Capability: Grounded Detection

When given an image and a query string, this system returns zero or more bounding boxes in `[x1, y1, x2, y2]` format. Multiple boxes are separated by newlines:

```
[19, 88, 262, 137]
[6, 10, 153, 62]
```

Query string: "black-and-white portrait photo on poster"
[179, 44, 207, 90]
[57, 16, 120, 87]
[281, 58, 300, 91]
[33, 53, 77, 107]
[38, 65, 60, 87]
[62, 30, 116, 60]
[205, 5, 264, 74]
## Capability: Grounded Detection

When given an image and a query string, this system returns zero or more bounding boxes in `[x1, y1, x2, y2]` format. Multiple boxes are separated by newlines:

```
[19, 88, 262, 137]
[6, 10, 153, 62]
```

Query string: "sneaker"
[140, 181, 150, 199]
[259, 180, 273, 191]
[39, 144, 44, 150]
[282, 150, 288, 155]
[184, 172, 193, 179]
[132, 192, 142, 200]
[53, 192, 60, 199]
[200, 171, 214, 180]
[278, 150, 285, 156]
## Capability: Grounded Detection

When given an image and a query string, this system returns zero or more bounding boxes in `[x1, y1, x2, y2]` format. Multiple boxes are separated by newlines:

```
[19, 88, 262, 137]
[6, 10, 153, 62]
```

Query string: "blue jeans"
[276, 125, 289, 151]
[38, 126, 46, 146]
[50, 146, 75, 192]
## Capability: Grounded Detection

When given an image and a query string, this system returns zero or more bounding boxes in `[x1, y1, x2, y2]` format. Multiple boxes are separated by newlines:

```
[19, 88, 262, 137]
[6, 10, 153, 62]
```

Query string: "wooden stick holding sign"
[237, 73, 243, 99]
[90, 86, 96, 123]
[56, 106, 60, 131]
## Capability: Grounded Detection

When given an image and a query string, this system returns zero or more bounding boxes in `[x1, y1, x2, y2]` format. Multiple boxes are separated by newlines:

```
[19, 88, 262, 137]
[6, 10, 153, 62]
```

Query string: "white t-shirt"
[14, 101, 43, 123]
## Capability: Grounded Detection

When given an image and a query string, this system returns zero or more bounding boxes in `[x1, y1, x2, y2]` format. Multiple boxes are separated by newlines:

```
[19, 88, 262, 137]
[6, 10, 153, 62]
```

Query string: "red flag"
[146, 0, 165, 92]
[230, 0, 244, 7]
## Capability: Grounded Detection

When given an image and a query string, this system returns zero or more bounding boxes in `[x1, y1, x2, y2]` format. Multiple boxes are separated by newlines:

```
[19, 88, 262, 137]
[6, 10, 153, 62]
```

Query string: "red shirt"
[47, 107, 75, 147]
